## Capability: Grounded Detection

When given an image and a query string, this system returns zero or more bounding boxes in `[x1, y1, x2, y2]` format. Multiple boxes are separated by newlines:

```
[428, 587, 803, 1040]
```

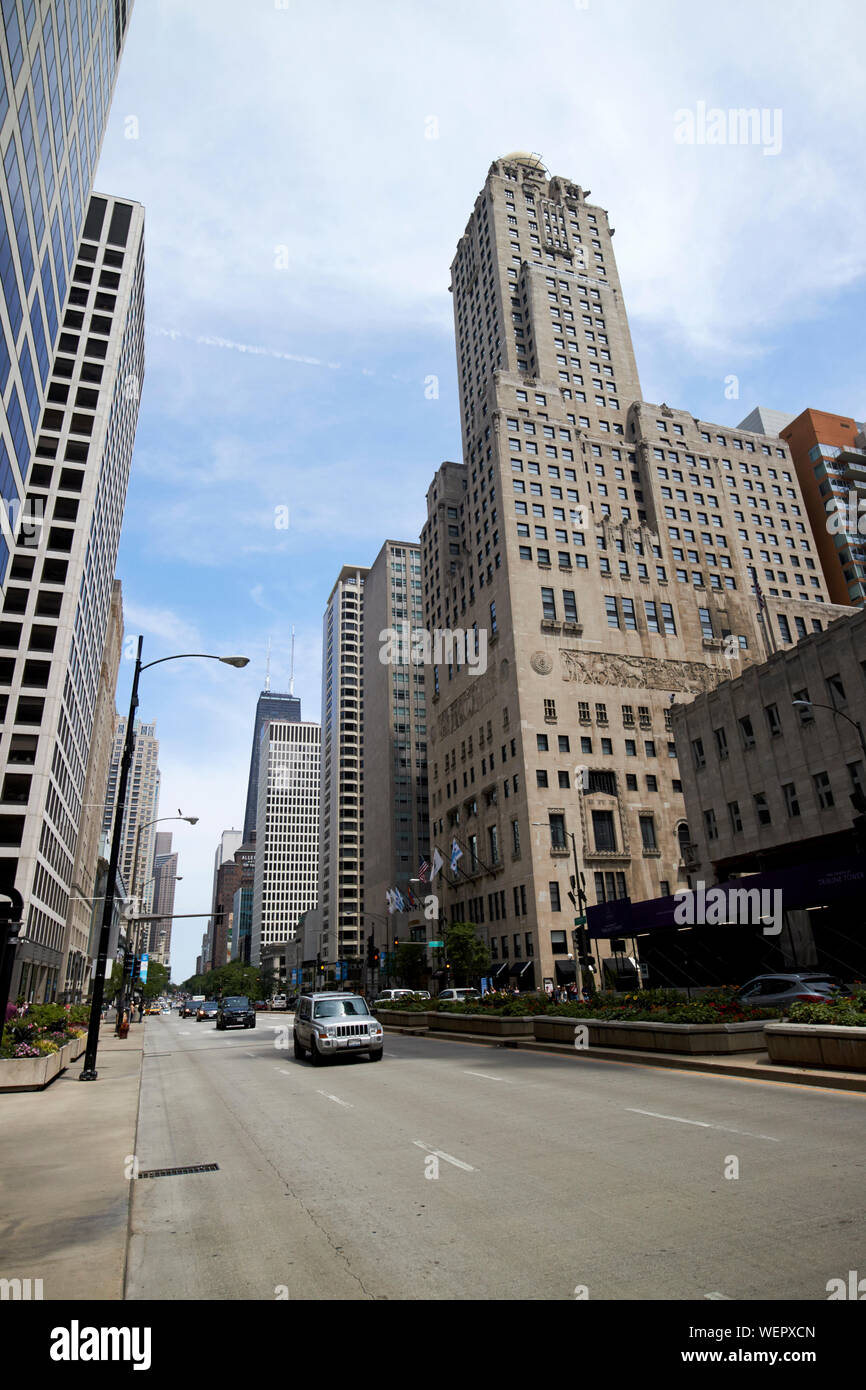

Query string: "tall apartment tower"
[319, 565, 368, 969]
[148, 829, 177, 965]
[421, 152, 848, 989]
[243, 690, 301, 842]
[102, 714, 159, 912]
[2, 191, 144, 1001]
[0, 1, 136, 589]
[60, 575, 122, 999]
[779, 409, 866, 608]
[250, 718, 320, 967]
[361, 540, 430, 954]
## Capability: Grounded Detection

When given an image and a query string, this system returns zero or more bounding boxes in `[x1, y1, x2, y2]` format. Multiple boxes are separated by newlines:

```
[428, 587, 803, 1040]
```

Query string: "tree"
[444, 922, 489, 986]
[141, 961, 169, 1001]
[395, 943, 426, 988]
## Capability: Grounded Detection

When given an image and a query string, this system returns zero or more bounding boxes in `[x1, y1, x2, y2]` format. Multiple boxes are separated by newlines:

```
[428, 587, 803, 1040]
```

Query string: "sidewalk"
[0, 1021, 145, 1300]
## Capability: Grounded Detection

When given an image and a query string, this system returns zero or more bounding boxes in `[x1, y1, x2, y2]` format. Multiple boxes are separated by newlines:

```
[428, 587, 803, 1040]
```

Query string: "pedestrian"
[137, 998, 144, 1023]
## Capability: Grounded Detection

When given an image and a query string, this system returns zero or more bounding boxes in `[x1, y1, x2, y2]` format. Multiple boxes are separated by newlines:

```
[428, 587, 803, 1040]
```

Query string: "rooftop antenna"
[289, 626, 295, 697]
[265, 637, 271, 693]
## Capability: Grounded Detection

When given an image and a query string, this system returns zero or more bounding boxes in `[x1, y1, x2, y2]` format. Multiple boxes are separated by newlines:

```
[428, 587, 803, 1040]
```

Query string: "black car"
[216, 995, 256, 1030]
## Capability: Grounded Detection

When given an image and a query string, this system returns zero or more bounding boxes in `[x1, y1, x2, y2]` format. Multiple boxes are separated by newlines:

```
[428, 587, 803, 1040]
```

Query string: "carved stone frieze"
[561, 650, 724, 695]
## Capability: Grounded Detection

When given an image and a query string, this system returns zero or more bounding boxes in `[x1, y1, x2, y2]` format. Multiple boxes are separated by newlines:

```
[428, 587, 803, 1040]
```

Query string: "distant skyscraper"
[2, 191, 145, 1002]
[319, 565, 368, 969]
[251, 719, 320, 967]
[148, 830, 178, 965]
[361, 540, 429, 961]
[243, 691, 301, 841]
[102, 715, 160, 912]
[212, 837, 254, 968]
[0, 1, 137, 588]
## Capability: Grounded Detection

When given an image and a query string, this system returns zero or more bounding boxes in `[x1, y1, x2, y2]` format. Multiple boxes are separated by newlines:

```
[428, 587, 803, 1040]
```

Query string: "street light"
[79, 641, 248, 1080]
[791, 700, 866, 756]
[531, 821, 595, 998]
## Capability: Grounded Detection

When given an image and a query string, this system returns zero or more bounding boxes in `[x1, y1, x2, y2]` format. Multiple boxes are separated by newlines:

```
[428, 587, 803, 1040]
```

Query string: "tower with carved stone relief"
[419, 151, 847, 990]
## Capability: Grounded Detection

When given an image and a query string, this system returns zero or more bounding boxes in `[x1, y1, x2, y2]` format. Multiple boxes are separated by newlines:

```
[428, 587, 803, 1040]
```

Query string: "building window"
[713, 726, 728, 760]
[728, 800, 742, 833]
[591, 810, 616, 852]
[549, 882, 561, 911]
[692, 737, 706, 769]
[739, 715, 756, 750]
[541, 586, 556, 620]
[782, 782, 800, 818]
[639, 816, 657, 850]
[704, 808, 718, 840]
[544, 699, 557, 721]
[754, 792, 772, 826]
[813, 771, 834, 810]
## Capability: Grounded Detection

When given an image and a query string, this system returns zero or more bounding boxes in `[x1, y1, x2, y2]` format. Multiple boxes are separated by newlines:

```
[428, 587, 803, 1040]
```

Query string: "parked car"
[293, 993, 384, 1064]
[216, 996, 256, 1030]
[374, 988, 417, 1003]
[253, 1000, 269, 1011]
[437, 988, 482, 1002]
[195, 1000, 219, 1021]
[734, 973, 846, 1009]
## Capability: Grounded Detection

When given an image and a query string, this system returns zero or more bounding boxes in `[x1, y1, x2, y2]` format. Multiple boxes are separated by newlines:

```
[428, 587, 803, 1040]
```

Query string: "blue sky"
[91, 0, 866, 981]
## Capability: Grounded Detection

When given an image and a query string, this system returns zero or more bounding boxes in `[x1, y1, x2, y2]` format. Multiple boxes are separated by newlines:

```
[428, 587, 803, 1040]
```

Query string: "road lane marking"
[625, 1108, 779, 1142]
[316, 1091, 353, 1108]
[278, 1069, 293, 1076]
[464, 1070, 512, 1083]
[412, 1140, 475, 1171]
[705, 1292, 731, 1300]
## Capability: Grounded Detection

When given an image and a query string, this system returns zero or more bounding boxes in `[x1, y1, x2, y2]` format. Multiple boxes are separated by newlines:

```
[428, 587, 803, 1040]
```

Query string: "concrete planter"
[0, 1049, 63, 1092]
[532, 1015, 768, 1054]
[68, 1034, 86, 1060]
[376, 1010, 433, 1029]
[427, 1011, 534, 1038]
[765, 1023, 866, 1070]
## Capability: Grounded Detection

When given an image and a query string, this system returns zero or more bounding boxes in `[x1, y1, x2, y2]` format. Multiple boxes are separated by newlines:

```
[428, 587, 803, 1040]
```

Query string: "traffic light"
[393, 937, 399, 949]
[372, 950, 380, 968]
[123, 950, 134, 976]
[131, 957, 141, 983]
[366, 933, 375, 966]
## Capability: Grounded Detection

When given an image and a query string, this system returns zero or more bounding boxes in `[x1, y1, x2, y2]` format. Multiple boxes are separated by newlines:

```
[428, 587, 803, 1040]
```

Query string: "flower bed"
[1, 1002, 88, 1089]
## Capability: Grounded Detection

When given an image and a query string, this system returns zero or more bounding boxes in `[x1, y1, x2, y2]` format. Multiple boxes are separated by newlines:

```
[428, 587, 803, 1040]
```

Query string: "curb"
[380, 1023, 866, 1092]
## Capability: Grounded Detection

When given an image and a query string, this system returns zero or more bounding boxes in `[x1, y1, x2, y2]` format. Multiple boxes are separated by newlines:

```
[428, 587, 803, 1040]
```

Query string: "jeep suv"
[216, 996, 256, 1030]
[293, 993, 384, 1064]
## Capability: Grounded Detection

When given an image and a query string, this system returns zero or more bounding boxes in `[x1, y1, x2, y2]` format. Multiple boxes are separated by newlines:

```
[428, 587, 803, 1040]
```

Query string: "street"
[125, 1013, 866, 1301]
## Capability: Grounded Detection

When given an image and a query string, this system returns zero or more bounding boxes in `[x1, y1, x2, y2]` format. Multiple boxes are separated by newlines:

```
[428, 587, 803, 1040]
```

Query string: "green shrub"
[787, 1000, 866, 1026]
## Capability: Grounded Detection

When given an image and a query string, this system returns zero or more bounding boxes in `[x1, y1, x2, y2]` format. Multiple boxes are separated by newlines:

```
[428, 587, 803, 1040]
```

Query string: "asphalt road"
[125, 1012, 865, 1301]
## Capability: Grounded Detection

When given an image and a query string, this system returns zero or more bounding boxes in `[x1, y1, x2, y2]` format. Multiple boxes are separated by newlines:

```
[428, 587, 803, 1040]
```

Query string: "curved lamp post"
[80, 642, 248, 1079]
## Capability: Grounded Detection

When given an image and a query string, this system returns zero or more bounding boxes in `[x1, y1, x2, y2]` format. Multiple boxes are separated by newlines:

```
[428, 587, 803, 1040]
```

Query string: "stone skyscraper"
[421, 152, 848, 989]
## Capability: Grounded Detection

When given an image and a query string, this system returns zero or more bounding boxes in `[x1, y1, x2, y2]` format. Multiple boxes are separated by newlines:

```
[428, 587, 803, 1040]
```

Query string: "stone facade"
[420, 153, 849, 989]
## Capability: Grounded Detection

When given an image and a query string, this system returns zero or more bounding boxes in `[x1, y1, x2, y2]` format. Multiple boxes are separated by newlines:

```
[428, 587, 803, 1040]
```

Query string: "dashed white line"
[464, 1070, 511, 1083]
[626, 1108, 779, 1142]
[705, 1292, 732, 1300]
[316, 1091, 353, 1108]
[412, 1140, 475, 1171]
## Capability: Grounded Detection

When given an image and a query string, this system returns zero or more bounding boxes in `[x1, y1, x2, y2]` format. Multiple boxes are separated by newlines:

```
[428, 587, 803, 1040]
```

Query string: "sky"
[90, 0, 866, 982]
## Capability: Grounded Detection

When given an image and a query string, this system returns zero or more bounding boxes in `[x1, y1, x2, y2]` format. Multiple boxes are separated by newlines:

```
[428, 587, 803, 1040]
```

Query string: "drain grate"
[137, 1163, 219, 1179]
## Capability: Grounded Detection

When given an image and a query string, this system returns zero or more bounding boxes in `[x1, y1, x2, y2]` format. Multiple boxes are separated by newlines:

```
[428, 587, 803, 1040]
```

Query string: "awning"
[554, 958, 576, 983]
[489, 960, 509, 978]
[509, 959, 534, 977]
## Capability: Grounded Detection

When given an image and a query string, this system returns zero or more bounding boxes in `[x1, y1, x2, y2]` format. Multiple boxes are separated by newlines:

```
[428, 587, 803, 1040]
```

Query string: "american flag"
[418, 858, 430, 882]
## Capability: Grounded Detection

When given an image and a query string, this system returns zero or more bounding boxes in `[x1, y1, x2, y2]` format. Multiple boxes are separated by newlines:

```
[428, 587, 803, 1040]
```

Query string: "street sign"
[573, 916, 586, 927]
[428, 940, 444, 948]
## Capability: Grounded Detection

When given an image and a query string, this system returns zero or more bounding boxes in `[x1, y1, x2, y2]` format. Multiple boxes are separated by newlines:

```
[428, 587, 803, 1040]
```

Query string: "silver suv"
[293, 993, 384, 1064]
